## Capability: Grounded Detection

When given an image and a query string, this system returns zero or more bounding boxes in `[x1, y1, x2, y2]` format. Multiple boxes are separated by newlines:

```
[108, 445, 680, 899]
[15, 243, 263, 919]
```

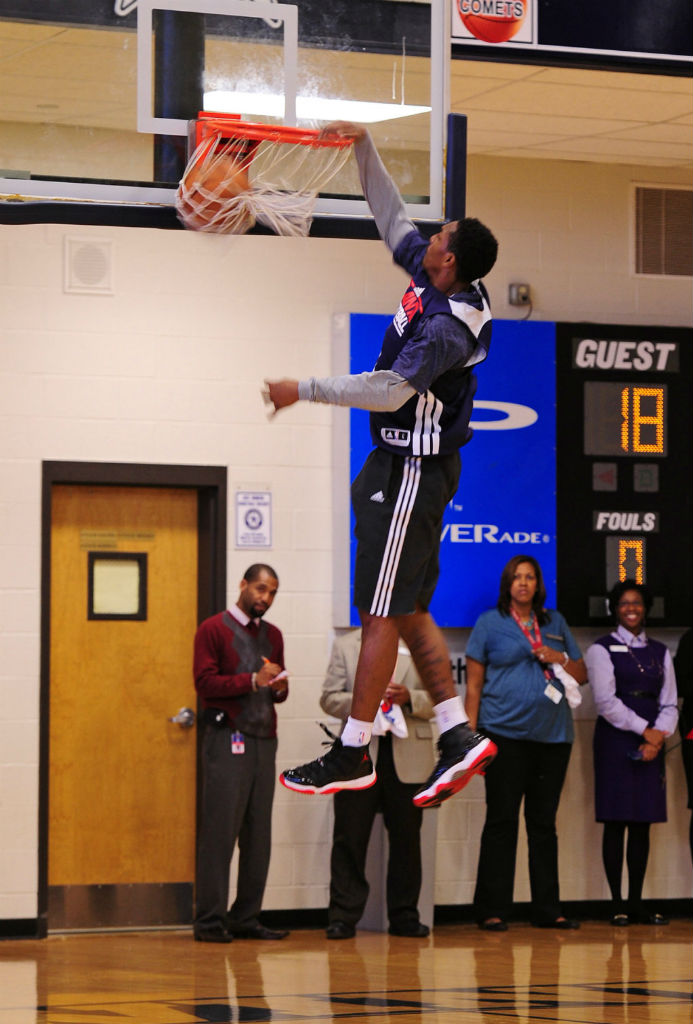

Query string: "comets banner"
[452, 0, 691, 61]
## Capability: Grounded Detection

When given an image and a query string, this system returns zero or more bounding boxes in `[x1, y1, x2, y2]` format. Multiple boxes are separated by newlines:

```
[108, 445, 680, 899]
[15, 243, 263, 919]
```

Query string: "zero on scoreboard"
[556, 324, 692, 627]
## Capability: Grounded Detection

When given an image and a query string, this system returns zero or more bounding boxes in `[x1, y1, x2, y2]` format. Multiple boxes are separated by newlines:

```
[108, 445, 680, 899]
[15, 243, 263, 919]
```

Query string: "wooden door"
[48, 485, 199, 928]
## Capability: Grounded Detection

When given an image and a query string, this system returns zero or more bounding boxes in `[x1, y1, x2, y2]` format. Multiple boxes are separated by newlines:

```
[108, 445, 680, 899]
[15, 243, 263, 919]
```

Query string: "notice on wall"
[235, 490, 272, 549]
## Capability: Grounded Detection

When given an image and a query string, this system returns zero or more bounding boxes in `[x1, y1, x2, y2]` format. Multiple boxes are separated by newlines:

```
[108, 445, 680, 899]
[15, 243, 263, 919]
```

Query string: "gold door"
[48, 485, 198, 928]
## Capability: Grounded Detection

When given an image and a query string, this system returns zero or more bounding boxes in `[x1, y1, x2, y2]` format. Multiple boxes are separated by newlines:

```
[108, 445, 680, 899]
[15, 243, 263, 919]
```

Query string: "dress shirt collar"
[613, 623, 648, 648]
[229, 604, 257, 629]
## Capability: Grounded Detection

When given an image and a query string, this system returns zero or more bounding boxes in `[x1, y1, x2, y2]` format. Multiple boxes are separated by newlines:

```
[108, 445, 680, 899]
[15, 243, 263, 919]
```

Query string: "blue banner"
[349, 315, 557, 627]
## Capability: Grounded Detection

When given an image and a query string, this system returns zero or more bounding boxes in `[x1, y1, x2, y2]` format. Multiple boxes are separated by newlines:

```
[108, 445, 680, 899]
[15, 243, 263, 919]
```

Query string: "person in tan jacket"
[320, 629, 436, 938]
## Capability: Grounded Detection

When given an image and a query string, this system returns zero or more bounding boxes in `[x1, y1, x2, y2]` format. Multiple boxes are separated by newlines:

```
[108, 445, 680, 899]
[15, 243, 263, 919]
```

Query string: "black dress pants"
[195, 728, 277, 934]
[473, 732, 572, 925]
[328, 734, 423, 930]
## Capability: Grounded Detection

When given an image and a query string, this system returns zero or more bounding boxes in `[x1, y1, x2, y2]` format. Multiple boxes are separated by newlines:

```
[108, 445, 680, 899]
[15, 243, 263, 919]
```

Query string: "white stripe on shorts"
[369, 456, 422, 616]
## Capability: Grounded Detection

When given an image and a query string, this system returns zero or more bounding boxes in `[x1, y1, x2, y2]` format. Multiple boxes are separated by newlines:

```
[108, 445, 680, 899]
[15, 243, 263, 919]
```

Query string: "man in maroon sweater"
[193, 563, 289, 942]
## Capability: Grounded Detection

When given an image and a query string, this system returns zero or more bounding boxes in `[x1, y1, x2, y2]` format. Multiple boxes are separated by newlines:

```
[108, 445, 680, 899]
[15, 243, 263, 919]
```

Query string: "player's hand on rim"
[319, 121, 367, 144]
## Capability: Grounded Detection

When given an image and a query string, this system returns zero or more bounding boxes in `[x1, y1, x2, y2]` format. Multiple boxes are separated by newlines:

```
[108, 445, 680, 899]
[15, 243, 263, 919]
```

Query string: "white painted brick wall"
[0, 154, 690, 921]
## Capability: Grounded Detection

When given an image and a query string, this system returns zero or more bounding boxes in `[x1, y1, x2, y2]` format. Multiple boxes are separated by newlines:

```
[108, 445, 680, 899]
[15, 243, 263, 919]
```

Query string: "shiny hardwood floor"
[1, 920, 691, 1023]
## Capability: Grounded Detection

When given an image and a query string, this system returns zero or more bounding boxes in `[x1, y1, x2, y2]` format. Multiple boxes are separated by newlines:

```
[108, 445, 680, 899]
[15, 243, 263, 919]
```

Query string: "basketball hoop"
[175, 113, 353, 237]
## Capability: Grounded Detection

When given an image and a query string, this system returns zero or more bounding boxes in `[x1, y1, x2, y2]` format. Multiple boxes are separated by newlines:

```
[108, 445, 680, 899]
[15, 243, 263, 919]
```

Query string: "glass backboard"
[0, 0, 448, 221]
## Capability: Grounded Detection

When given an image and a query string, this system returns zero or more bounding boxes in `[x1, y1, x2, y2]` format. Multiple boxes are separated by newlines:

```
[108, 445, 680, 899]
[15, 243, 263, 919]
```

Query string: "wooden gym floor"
[1, 920, 691, 1023]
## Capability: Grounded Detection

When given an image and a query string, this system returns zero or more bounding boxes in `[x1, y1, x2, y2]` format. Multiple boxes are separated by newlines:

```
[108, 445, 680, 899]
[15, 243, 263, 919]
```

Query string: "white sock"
[341, 716, 373, 748]
[434, 696, 468, 734]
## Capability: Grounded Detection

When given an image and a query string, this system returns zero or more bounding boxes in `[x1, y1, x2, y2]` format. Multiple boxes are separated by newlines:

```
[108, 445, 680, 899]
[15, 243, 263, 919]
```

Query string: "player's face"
[509, 562, 538, 608]
[238, 570, 278, 619]
[616, 589, 646, 634]
[423, 220, 458, 274]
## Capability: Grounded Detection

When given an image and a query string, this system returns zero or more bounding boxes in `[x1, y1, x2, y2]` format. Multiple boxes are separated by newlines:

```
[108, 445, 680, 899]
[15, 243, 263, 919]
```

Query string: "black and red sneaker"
[413, 724, 497, 808]
[280, 738, 376, 795]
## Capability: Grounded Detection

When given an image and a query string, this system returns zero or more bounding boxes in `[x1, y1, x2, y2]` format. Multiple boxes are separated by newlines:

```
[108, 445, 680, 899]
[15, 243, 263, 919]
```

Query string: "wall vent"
[64, 237, 114, 295]
[635, 186, 692, 277]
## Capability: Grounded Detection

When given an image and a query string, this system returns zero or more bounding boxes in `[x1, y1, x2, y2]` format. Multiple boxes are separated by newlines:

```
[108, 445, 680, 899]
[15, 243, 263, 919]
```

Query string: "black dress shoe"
[610, 913, 629, 927]
[194, 926, 233, 943]
[326, 921, 355, 939]
[479, 918, 508, 932]
[388, 921, 430, 937]
[229, 924, 289, 940]
[635, 912, 669, 926]
[534, 917, 580, 930]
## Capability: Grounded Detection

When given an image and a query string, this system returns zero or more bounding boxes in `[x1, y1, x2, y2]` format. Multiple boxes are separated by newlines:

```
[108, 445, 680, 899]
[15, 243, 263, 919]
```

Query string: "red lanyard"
[510, 606, 552, 680]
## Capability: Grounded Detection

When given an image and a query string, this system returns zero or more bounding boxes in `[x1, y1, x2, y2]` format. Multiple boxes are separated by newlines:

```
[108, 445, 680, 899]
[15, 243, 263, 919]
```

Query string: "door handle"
[169, 707, 196, 728]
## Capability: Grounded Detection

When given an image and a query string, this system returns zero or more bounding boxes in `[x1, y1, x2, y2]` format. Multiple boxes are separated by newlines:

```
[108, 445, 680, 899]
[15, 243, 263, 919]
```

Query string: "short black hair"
[243, 563, 279, 584]
[607, 578, 652, 621]
[447, 217, 498, 284]
[497, 553, 549, 626]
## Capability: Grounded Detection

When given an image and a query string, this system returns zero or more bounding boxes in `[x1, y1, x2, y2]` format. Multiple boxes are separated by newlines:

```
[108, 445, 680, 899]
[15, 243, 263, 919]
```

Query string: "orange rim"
[195, 112, 353, 150]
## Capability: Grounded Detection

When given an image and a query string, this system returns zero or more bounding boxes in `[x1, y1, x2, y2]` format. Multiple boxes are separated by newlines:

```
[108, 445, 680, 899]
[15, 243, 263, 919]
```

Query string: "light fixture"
[204, 90, 430, 125]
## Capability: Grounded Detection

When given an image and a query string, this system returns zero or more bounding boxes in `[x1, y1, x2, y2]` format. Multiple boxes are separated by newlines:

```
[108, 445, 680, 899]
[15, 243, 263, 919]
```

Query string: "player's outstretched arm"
[264, 370, 415, 415]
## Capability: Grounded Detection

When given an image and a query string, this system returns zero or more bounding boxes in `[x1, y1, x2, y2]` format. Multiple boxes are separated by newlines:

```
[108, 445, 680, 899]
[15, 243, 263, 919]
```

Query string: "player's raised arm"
[322, 121, 413, 254]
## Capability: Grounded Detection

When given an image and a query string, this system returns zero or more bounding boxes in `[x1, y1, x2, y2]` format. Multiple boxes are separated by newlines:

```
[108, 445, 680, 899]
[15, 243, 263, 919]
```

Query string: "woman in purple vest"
[585, 580, 678, 926]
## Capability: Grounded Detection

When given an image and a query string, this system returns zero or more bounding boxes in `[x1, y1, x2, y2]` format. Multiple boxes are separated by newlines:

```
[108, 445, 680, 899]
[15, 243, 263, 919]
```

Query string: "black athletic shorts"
[351, 447, 461, 617]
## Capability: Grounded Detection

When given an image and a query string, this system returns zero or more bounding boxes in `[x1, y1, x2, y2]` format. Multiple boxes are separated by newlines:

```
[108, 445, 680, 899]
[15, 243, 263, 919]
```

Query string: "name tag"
[544, 683, 563, 704]
[609, 644, 628, 652]
[231, 731, 245, 754]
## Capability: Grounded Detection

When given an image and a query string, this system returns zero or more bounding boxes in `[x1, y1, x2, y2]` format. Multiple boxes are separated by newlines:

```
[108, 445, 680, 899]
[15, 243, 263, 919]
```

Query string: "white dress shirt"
[585, 624, 678, 736]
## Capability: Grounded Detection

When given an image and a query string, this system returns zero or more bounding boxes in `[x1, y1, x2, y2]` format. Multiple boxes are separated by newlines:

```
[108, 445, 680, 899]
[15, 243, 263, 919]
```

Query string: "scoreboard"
[556, 323, 692, 627]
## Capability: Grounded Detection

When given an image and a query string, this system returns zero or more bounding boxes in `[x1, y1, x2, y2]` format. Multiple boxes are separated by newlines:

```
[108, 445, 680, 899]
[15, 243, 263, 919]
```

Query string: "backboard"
[0, 0, 450, 224]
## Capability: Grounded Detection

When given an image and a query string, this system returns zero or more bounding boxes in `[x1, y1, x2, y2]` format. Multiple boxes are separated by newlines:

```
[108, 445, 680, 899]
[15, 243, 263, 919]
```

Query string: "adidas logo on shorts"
[370, 490, 385, 503]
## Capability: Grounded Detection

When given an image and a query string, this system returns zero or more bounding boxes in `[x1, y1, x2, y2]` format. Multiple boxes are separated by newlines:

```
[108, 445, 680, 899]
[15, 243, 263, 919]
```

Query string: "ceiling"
[0, 17, 691, 171]
[451, 60, 692, 168]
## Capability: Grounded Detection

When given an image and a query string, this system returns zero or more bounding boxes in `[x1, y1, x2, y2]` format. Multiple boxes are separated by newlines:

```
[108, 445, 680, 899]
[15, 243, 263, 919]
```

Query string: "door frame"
[38, 461, 227, 938]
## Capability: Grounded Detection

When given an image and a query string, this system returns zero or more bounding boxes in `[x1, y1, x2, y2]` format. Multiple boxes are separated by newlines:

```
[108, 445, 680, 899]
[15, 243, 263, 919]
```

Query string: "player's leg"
[280, 450, 403, 795]
[278, 612, 399, 796]
[389, 452, 496, 806]
[349, 612, 400, 720]
[395, 607, 454, 705]
[280, 449, 494, 801]
[278, 613, 392, 795]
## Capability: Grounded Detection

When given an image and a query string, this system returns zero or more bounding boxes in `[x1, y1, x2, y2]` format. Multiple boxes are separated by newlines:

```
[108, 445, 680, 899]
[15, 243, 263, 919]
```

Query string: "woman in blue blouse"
[465, 555, 586, 931]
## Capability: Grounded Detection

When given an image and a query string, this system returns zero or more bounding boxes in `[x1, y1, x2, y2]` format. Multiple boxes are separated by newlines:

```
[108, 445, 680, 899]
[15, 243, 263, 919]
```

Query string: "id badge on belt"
[231, 731, 245, 754]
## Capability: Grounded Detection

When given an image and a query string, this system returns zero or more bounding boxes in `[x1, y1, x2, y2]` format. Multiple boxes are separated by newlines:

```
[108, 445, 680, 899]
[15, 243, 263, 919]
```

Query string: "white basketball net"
[176, 130, 353, 237]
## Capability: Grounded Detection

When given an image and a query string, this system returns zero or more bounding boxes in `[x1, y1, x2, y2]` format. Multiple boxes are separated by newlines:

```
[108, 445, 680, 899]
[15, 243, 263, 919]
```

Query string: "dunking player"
[265, 122, 499, 807]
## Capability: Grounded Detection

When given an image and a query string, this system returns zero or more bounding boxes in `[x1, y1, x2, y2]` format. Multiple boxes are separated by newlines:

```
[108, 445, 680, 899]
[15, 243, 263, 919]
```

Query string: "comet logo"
[457, 0, 527, 44]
